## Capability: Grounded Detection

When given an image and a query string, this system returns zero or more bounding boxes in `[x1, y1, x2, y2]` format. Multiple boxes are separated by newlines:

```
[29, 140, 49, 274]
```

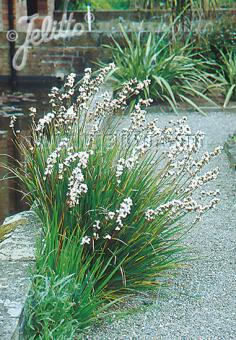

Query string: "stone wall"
[0, 212, 38, 340]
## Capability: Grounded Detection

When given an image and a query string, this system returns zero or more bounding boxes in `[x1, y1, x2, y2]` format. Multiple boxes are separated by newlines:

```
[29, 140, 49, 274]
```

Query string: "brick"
[0, 32, 9, 46]
[101, 31, 131, 47]
[77, 46, 100, 59]
[71, 32, 101, 47]
[73, 59, 87, 73]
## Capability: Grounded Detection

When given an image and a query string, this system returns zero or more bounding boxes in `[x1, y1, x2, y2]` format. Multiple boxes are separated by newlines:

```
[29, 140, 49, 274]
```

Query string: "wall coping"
[0, 211, 38, 340]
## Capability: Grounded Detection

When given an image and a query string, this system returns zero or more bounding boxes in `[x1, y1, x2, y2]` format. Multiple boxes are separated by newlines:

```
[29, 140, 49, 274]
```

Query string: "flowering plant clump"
[11, 65, 221, 336]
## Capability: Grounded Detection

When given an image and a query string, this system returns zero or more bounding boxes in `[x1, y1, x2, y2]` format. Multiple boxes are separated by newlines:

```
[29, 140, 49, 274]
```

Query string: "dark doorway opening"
[26, 0, 38, 16]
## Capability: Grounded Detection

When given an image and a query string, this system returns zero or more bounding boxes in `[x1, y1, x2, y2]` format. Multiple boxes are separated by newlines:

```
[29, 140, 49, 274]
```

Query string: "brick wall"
[1, 0, 10, 31]
[0, 0, 3, 31]
[13, 31, 111, 78]
[0, 6, 160, 78]
[0, 30, 110, 77]
[0, 0, 11, 77]
[0, 0, 54, 32]
[0, 6, 235, 79]
[16, 0, 27, 32]
[0, 32, 10, 75]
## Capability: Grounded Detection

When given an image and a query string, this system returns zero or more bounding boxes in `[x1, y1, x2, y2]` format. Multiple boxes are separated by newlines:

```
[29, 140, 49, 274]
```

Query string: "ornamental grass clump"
[218, 50, 236, 107]
[101, 26, 218, 113]
[10, 65, 221, 336]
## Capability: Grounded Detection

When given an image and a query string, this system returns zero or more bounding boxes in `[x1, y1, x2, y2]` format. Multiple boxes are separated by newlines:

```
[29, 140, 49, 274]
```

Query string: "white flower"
[104, 234, 112, 240]
[116, 197, 133, 229]
[93, 233, 99, 240]
[81, 236, 91, 245]
[93, 220, 101, 230]
[65, 105, 76, 120]
[65, 73, 76, 88]
[29, 107, 36, 117]
[116, 156, 138, 183]
[145, 209, 156, 221]
[107, 212, 115, 220]
[44, 138, 69, 178]
[36, 112, 55, 133]
[67, 154, 90, 208]
[58, 151, 90, 180]
[9, 115, 17, 129]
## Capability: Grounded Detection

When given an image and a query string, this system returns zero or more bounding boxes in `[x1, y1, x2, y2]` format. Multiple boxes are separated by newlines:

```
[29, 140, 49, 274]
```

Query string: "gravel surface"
[85, 110, 236, 340]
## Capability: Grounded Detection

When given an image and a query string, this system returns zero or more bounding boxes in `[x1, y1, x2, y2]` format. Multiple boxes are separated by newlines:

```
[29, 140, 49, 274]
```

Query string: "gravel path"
[86, 110, 236, 340]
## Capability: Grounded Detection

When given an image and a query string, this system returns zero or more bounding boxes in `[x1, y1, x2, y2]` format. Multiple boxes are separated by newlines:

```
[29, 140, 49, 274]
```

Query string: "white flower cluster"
[44, 138, 69, 178]
[80, 197, 133, 246]
[91, 91, 114, 120]
[36, 112, 55, 135]
[67, 152, 90, 208]
[65, 73, 76, 88]
[123, 111, 220, 188]
[115, 197, 133, 231]
[33, 66, 222, 252]
[9, 115, 17, 129]
[48, 87, 61, 113]
[48, 86, 59, 101]
[76, 68, 93, 110]
[87, 122, 99, 146]
[58, 151, 89, 180]
[81, 220, 101, 245]
[34, 67, 154, 143]
[106, 212, 116, 220]
[87, 79, 152, 124]
[145, 194, 220, 222]
[135, 135, 152, 157]
[92, 220, 101, 240]
[77, 64, 115, 110]
[61, 73, 76, 99]
[41, 66, 117, 136]
[81, 235, 91, 245]
[63, 105, 77, 125]
[113, 79, 151, 113]
[116, 157, 138, 184]
[185, 168, 219, 193]
[129, 99, 153, 132]
[36, 74, 77, 135]
[190, 146, 222, 175]
[29, 107, 36, 118]
[113, 100, 221, 226]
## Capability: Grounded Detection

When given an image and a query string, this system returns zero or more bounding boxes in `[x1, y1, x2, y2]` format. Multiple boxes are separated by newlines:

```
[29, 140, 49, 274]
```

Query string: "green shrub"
[199, 15, 236, 62]
[218, 50, 236, 107]
[101, 26, 218, 113]
[108, 0, 130, 10]
[24, 253, 118, 338]
[10, 66, 221, 337]
[24, 274, 80, 339]
[62, 0, 130, 10]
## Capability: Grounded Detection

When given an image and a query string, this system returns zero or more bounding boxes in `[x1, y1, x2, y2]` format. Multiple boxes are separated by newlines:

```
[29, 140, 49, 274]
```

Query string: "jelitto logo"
[6, 11, 95, 71]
